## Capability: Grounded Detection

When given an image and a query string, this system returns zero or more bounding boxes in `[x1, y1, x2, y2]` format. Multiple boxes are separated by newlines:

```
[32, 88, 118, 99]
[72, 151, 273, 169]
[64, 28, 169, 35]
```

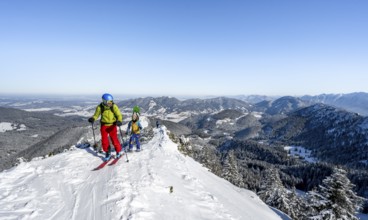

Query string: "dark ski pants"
[101, 124, 121, 153]
[129, 134, 141, 150]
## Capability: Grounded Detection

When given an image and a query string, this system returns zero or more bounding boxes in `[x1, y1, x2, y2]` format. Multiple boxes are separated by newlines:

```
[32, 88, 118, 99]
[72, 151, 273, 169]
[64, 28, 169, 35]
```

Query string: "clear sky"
[0, 0, 367, 97]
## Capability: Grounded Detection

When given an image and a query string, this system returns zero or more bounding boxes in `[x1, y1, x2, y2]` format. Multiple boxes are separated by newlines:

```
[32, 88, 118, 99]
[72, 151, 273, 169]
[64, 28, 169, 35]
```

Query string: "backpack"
[99, 102, 118, 119]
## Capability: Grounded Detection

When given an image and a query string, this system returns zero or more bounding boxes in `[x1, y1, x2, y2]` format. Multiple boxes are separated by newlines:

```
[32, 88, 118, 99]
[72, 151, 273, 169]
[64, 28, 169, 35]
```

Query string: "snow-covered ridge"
[0, 127, 283, 220]
[301, 92, 368, 116]
[291, 103, 362, 129]
[0, 122, 26, 132]
[23, 108, 53, 112]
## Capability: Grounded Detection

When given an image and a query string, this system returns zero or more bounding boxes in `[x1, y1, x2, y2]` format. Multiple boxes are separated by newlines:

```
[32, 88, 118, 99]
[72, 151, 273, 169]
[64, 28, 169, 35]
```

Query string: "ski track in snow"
[0, 127, 282, 220]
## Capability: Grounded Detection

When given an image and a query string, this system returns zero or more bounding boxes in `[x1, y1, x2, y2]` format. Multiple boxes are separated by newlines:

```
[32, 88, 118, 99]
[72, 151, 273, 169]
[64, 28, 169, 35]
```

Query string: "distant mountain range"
[2, 94, 368, 170]
[116, 95, 368, 166]
[231, 92, 368, 116]
[118, 95, 308, 119]
[253, 96, 308, 115]
[229, 95, 276, 104]
[117, 96, 251, 120]
[0, 107, 86, 171]
[232, 92, 368, 116]
[2, 92, 367, 115]
[301, 92, 368, 116]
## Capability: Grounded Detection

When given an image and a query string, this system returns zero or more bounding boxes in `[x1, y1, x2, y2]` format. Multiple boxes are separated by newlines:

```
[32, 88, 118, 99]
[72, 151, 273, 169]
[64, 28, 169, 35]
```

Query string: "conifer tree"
[258, 169, 296, 218]
[289, 187, 308, 220]
[307, 168, 364, 220]
[221, 151, 244, 187]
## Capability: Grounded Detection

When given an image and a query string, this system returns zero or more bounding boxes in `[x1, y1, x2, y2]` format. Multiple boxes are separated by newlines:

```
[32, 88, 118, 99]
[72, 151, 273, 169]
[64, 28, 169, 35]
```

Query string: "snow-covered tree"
[221, 150, 244, 187]
[306, 189, 330, 220]
[258, 168, 298, 219]
[307, 168, 365, 220]
[289, 187, 308, 220]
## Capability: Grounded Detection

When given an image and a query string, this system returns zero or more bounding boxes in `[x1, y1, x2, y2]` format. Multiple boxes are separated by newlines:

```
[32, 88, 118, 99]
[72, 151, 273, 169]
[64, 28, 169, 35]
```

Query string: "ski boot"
[103, 152, 111, 161]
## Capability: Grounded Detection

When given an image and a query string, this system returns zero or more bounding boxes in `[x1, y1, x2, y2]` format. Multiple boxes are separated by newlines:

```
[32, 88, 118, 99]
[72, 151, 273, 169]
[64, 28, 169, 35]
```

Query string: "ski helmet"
[102, 93, 113, 101]
[133, 105, 140, 114]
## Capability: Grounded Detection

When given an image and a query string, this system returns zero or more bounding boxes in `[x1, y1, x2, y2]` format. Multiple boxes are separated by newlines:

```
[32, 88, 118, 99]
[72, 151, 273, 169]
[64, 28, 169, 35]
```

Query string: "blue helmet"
[102, 93, 113, 102]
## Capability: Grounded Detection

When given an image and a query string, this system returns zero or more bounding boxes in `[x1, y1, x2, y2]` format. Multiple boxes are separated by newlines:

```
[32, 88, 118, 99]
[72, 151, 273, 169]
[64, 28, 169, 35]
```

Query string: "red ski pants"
[100, 124, 121, 153]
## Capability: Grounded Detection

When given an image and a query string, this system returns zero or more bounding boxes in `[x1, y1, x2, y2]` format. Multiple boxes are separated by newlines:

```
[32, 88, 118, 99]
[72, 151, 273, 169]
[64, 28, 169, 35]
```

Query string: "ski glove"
[88, 117, 95, 123]
[116, 121, 122, 127]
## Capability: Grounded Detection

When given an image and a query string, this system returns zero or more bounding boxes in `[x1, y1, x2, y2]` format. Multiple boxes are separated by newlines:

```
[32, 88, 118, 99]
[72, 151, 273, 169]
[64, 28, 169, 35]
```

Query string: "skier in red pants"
[88, 93, 123, 161]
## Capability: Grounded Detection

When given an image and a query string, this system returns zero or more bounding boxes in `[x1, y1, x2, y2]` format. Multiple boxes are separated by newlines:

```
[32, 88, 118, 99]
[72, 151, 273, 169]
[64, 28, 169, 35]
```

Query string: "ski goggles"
[103, 100, 113, 105]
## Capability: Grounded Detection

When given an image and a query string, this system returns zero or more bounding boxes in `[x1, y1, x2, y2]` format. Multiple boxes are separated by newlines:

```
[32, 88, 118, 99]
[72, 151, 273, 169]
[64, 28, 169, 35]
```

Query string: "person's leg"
[108, 125, 121, 153]
[129, 135, 133, 151]
[100, 125, 110, 152]
[135, 134, 141, 150]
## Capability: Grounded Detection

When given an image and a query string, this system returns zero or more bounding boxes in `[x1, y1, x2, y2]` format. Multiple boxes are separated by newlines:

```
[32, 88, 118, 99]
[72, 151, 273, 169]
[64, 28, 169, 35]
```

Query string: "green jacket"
[92, 103, 123, 126]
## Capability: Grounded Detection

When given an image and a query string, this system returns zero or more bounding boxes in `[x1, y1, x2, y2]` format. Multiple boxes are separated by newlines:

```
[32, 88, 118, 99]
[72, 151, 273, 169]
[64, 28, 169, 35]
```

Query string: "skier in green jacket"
[88, 93, 123, 161]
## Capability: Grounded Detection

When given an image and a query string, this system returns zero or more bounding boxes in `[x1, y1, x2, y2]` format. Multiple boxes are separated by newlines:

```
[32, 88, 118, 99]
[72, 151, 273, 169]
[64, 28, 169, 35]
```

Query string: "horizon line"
[0, 92, 367, 100]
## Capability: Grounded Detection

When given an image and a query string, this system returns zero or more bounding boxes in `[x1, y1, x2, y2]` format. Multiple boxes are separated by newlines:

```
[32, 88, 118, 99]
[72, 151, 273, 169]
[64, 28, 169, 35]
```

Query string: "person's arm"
[138, 121, 143, 130]
[92, 105, 101, 121]
[126, 121, 132, 134]
[113, 104, 123, 122]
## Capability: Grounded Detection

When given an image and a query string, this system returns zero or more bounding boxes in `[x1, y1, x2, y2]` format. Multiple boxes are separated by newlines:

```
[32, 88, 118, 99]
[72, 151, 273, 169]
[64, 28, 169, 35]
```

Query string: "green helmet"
[133, 105, 140, 114]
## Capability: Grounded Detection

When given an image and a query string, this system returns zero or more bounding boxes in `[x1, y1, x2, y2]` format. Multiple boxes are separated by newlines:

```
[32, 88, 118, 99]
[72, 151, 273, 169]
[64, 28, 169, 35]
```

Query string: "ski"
[108, 156, 122, 166]
[92, 158, 113, 171]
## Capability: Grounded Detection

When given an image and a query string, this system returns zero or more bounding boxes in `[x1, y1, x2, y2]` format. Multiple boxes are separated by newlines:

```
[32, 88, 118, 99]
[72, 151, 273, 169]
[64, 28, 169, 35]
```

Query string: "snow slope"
[284, 146, 317, 163]
[0, 122, 26, 133]
[0, 127, 283, 220]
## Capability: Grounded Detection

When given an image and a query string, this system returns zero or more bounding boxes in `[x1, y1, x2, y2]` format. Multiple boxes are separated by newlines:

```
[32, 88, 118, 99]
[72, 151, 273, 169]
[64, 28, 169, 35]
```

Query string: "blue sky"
[0, 0, 367, 97]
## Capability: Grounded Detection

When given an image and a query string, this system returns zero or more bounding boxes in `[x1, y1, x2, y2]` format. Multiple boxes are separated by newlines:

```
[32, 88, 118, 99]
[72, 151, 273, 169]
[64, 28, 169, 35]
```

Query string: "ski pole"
[119, 126, 129, 162]
[91, 122, 98, 151]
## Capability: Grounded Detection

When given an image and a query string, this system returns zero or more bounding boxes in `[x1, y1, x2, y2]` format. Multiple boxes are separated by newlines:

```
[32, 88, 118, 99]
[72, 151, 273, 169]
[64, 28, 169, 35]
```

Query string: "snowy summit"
[0, 127, 283, 220]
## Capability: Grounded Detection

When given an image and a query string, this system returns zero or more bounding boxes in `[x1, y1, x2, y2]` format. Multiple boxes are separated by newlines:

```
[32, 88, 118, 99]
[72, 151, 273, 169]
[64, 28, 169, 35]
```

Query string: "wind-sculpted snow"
[0, 127, 284, 220]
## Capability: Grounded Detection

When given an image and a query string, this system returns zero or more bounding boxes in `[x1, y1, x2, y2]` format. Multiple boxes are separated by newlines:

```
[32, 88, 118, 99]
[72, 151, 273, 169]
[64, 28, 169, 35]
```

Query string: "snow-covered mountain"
[301, 92, 368, 116]
[0, 127, 285, 220]
[0, 107, 86, 171]
[254, 96, 309, 115]
[229, 95, 276, 104]
[268, 103, 368, 167]
[117, 97, 251, 122]
[2, 95, 368, 218]
[0, 97, 96, 117]
[179, 109, 263, 140]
